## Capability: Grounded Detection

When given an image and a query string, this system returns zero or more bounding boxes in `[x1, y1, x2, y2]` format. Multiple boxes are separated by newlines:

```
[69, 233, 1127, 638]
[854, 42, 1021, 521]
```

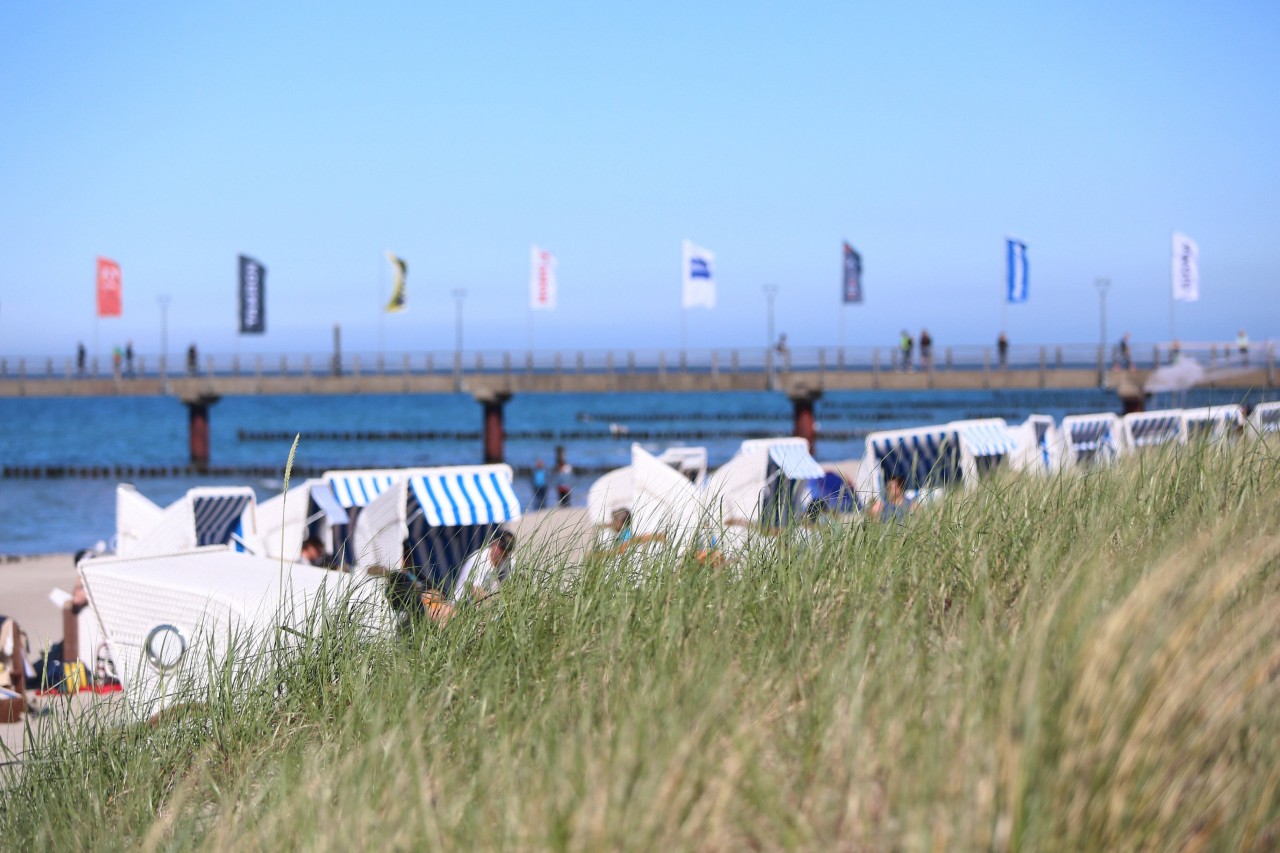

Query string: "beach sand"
[1, 553, 84, 762]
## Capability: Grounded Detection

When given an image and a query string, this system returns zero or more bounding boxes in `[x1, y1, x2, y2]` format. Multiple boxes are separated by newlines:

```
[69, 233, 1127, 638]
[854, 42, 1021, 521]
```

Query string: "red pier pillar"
[183, 394, 221, 471]
[476, 389, 513, 464]
[788, 387, 822, 455]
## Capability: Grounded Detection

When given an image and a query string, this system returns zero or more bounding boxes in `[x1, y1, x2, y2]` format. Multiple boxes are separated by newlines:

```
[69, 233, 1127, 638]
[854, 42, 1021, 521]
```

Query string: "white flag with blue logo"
[681, 240, 716, 309]
[1006, 238, 1029, 304]
[1171, 232, 1199, 302]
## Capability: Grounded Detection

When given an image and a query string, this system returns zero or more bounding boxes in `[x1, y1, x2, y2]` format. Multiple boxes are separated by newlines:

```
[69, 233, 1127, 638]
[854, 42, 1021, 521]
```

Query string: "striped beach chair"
[353, 465, 522, 588]
[1060, 413, 1125, 468]
[1249, 401, 1280, 436]
[1123, 409, 1187, 449]
[1181, 405, 1246, 442]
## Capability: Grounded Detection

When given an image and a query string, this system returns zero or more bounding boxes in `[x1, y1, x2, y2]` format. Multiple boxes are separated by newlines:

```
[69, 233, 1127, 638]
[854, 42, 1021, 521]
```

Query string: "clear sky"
[2, 1, 1277, 360]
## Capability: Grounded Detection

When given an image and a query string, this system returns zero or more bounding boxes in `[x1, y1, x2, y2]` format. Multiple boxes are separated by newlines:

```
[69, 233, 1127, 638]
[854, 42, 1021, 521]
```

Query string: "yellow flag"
[385, 252, 407, 312]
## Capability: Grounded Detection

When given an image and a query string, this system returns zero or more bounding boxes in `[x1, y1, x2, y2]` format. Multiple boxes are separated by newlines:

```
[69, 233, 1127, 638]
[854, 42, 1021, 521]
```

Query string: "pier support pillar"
[475, 389, 513, 464]
[788, 387, 822, 455]
[183, 394, 221, 471]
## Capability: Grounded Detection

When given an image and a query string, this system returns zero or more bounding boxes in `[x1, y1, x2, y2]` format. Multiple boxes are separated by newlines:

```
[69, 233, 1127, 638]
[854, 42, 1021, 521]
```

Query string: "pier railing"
[1, 341, 1272, 384]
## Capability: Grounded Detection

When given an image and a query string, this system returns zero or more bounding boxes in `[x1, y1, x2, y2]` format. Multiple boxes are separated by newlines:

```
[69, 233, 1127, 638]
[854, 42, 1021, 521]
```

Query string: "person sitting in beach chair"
[451, 530, 516, 603]
[0, 614, 32, 720]
[594, 509, 666, 555]
[868, 474, 914, 524]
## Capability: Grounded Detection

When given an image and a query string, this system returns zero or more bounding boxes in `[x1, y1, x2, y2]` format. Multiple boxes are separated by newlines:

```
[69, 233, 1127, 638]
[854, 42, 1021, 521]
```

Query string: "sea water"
[0, 387, 1267, 554]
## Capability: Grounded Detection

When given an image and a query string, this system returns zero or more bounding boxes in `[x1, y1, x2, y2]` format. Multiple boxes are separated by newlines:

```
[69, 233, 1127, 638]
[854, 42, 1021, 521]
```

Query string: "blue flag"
[1006, 238, 1028, 303]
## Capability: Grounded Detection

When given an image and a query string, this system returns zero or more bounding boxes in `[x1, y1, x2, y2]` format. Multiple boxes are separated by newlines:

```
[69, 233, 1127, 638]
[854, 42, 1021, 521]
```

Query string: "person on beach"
[298, 536, 333, 568]
[0, 614, 30, 711]
[450, 531, 517, 605]
[531, 460, 548, 510]
[899, 330, 913, 371]
[555, 445, 574, 506]
[868, 474, 913, 524]
[997, 332, 1009, 369]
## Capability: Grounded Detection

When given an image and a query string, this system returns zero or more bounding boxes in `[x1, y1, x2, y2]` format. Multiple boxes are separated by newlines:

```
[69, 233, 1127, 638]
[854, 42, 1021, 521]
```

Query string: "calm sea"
[0, 387, 1268, 554]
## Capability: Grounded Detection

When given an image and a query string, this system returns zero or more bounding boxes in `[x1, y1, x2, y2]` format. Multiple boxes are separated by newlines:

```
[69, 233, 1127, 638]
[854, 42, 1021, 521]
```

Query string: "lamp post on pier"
[157, 294, 171, 390]
[763, 284, 779, 390]
[451, 288, 467, 390]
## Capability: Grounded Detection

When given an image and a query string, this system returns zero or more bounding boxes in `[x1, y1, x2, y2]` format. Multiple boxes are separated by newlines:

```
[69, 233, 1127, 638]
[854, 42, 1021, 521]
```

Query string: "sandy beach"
[1, 553, 83, 762]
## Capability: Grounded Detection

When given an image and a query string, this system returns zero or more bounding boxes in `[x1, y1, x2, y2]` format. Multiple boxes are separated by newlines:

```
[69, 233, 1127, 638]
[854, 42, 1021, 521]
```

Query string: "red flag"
[96, 257, 122, 317]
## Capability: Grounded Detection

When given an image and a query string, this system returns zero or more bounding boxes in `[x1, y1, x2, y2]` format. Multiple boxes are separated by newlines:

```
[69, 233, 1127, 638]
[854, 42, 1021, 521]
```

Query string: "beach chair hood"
[706, 438, 822, 524]
[629, 444, 705, 541]
[115, 484, 164, 557]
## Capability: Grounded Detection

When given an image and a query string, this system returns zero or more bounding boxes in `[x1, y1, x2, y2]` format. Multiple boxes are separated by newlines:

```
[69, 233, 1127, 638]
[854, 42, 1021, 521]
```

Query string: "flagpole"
[680, 308, 687, 353]
[378, 252, 385, 357]
[839, 304, 846, 351]
[1168, 230, 1176, 342]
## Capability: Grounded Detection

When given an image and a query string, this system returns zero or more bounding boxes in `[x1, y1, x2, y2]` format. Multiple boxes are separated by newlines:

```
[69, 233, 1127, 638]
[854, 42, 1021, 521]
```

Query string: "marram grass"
[3, 439, 1280, 850]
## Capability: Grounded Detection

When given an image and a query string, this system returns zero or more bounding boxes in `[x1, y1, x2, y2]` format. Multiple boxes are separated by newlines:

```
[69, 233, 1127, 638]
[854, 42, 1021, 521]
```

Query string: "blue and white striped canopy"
[957, 422, 1018, 457]
[871, 430, 960, 490]
[768, 444, 825, 480]
[192, 494, 252, 547]
[309, 482, 350, 525]
[329, 474, 397, 508]
[409, 471, 519, 527]
[1129, 415, 1182, 447]
[1069, 419, 1114, 452]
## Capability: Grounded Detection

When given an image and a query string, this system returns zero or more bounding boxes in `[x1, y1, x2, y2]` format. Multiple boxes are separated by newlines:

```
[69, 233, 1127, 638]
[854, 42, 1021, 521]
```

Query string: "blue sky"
[1, 1, 1277, 360]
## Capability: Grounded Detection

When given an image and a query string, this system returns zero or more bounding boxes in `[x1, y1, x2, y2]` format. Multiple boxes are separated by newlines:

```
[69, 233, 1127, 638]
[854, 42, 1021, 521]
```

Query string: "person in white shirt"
[450, 530, 517, 605]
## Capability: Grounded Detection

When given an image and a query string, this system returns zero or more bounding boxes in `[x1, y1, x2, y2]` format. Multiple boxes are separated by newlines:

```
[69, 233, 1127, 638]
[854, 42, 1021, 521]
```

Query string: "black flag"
[842, 242, 862, 304]
[239, 255, 266, 333]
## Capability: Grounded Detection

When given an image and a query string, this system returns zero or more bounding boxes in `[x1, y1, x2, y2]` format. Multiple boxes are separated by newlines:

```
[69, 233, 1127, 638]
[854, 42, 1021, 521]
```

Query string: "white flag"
[529, 245, 557, 310]
[1171, 232, 1199, 302]
[681, 239, 716, 309]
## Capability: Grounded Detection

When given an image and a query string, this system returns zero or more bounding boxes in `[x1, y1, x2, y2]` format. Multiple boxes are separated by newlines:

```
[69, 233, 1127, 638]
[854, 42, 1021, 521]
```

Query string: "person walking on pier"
[1237, 328, 1250, 365]
[1114, 333, 1132, 369]
[919, 329, 933, 370]
[125, 340, 134, 376]
[187, 343, 198, 376]
[997, 332, 1009, 369]
[76, 342, 86, 375]
[899, 330, 913, 371]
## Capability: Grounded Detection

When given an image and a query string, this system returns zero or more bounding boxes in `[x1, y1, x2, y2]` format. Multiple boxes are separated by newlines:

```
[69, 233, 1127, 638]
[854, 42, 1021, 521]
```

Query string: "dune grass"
[3, 438, 1280, 850]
